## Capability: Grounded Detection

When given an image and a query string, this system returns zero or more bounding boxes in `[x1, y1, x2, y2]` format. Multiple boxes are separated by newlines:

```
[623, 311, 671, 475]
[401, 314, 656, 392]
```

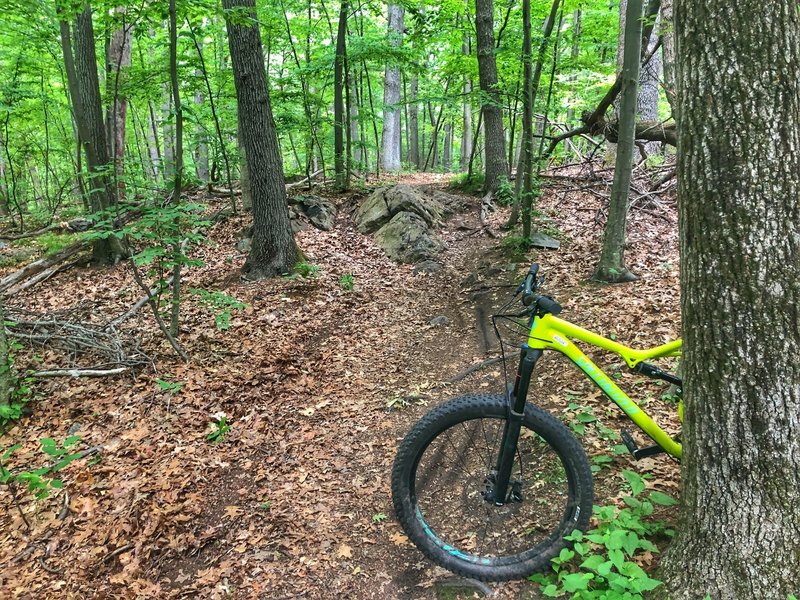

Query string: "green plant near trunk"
[530, 470, 676, 598]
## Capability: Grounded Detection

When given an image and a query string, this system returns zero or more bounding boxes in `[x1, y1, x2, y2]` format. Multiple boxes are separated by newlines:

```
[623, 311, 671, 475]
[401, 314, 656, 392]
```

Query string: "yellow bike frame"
[526, 313, 683, 458]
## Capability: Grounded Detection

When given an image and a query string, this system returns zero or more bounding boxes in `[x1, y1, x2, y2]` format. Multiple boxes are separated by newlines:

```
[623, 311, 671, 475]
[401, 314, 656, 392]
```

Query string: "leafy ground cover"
[0, 171, 681, 598]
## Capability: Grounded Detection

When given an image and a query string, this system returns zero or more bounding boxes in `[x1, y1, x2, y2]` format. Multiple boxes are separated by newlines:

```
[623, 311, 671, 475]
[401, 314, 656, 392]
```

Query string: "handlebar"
[517, 263, 562, 316]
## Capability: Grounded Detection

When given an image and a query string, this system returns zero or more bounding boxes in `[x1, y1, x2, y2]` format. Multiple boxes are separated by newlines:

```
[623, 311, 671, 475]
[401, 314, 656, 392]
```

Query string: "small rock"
[429, 315, 450, 327]
[236, 237, 252, 253]
[413, 260, 443, 274]
[68, 423, 81, 435]
[529, 231, 561, 250]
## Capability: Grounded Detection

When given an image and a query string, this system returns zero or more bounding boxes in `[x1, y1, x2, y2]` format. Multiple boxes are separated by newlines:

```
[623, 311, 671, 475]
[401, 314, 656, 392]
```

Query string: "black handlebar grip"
[521, 263, 540, 305]
[537, 295, 562, 316]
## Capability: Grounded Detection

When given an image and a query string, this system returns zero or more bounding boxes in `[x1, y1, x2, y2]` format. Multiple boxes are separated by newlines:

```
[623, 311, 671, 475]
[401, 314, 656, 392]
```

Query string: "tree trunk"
[162, 87, 174, 181]
[381, 3, 404, 172]
[475, 0, 509, 193]
[58, 4, 124, 264]
[194, 89, 209, 185]
[658, 2, 800, 597]
[461, 29, 473, 173]
[349, 70, 361, 169]
[566, 9, 581, 123]
[333, 0, 349, 191]
[660, 0, 676, 116]
[105, 9, 133, 196]
[442, 122, 453, 171]
[611, 0, 662, 159]
[637, 13, 661, 155]
[592, 0, 641, 283]
[223, 0, 298, 279]
[408, 77, 420, 169]
[168, 0, 183, 196]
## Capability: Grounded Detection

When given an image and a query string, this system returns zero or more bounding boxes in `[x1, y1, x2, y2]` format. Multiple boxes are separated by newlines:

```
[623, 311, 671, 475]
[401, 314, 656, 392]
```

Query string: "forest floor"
[0, 168, 681, 599]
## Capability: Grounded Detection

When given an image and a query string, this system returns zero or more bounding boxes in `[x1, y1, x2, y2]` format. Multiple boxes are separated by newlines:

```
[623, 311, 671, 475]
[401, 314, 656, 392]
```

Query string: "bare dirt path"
[0, 172, 682, 599]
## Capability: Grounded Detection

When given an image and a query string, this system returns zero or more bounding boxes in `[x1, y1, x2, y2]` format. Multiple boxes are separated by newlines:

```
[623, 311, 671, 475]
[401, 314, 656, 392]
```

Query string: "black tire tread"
[391, 393, 593, 581]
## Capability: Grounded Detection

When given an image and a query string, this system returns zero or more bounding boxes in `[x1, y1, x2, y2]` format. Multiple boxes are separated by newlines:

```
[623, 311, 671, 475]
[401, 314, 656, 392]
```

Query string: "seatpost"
[492, 347, 542, 504]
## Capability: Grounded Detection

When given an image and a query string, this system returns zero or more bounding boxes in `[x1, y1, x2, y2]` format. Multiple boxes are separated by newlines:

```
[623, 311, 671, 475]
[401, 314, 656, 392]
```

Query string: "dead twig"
[94, 543, 134, 567]
[449, 356, 504, 383]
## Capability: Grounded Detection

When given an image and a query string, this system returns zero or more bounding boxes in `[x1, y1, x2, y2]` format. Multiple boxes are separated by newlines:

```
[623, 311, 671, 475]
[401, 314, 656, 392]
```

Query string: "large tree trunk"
[59, 4, 124, 264]
[592, 0, 641, 283]
[168, 0, 183, 196]
[612, 0, 662, 158]
[224, 0, 298, 279]
[105, 9, 133, 196]
[333, 0, 349, 191]
[475, 0, 508, 193]
[381, 4, 403, 172]
[660, 0, 676, 116]
[658, 1, 800, 597]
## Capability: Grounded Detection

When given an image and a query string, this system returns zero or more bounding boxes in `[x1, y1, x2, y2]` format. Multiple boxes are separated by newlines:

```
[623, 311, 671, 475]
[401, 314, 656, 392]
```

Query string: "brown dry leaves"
[0, 170, 681, 599]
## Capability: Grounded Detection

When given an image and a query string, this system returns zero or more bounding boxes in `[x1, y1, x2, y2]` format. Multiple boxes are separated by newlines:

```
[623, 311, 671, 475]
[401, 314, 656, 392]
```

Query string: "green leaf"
[1, 443, 21, 461]
[622, 470, 646, 496]
[561, 572, 593, 593]
[579, 554, 605, 572]
[541, 584, 559, 597]
[649, 491, 678, 506]
[608, 548, 625, 569]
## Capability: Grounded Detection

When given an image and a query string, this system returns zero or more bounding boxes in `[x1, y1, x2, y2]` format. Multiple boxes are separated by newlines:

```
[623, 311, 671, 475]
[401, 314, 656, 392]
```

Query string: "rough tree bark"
[660, 0, 676, 115]
[105, 8, 133, 195]
[381, 3, 404, 172]
[58, 3, 125, 264]
[334, 0, 349, 191]
[592, 0, 642, 283]
[168, 0, 183, 196]
[658, 1, 800, 597]
[223, 0, 298, 279]
[475, 0, 509, 193]
[460, 29, 473, 173]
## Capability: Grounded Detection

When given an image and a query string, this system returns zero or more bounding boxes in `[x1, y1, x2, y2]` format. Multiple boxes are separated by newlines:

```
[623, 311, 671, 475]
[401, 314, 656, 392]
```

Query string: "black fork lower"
[489, 346, 543, 505]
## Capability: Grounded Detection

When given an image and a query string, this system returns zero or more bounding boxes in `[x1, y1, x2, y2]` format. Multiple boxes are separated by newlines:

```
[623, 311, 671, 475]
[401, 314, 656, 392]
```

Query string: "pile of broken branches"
[5, 304, 150, 378]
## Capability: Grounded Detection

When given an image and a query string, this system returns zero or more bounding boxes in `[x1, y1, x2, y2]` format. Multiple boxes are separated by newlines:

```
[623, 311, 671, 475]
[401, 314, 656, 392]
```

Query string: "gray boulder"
[355, 184, 445, 233]
[374, 212, 444, 263]
[291, 195, 337, 231]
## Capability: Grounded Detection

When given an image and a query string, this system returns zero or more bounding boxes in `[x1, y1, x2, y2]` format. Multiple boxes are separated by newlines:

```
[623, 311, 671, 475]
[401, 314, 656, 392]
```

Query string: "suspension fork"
[491, 346, 542, 505]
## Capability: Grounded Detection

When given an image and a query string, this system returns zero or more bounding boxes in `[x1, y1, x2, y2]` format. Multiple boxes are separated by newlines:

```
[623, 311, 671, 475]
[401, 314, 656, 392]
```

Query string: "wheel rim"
[410, 416, 580, 566]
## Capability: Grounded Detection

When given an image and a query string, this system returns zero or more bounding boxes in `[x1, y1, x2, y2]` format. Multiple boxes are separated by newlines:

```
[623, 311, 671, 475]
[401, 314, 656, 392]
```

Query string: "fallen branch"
[30, 367, 129, 378]
[0, 241, 88, 295]
[4, 259, 84, 297]
[449, 356, 504, 383]
[94, 543, 133, 566]
[105, 276, 174, 330]
[286, 169, 324, 191]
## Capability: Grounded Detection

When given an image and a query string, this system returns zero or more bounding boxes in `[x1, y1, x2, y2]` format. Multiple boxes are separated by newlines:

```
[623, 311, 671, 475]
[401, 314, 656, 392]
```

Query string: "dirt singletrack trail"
[0, 172, 682, 599]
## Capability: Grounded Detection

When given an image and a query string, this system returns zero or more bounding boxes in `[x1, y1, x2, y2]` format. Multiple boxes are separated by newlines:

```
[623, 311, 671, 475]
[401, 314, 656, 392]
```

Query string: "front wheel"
[391, 394, 594, 581]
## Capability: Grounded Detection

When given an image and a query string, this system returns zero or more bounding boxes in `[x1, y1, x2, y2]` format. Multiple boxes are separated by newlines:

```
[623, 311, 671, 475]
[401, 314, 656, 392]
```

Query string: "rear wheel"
[391, 394, 593, 581]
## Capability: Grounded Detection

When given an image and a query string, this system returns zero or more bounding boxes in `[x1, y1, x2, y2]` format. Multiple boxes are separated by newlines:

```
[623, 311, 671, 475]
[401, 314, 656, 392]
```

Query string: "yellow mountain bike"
[391, 264, 682, 581]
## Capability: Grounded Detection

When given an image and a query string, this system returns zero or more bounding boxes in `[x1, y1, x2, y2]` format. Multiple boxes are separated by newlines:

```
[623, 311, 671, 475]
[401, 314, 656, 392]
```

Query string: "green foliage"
[191, 289, 248, 330]
[290, 261, 321, 279]
[156, 378, 183, 394]
[339, 273, 355, 291]
[449, 172, 485, 195]
[496, 177, 515, 207]
[372, 512, 387, 523]
[11, 232, 80, 255]
[0, 435, 82, 501]
[0, 338, 35, 432]
[207, 416, 231, 444]
[531, 472, 676, 599]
